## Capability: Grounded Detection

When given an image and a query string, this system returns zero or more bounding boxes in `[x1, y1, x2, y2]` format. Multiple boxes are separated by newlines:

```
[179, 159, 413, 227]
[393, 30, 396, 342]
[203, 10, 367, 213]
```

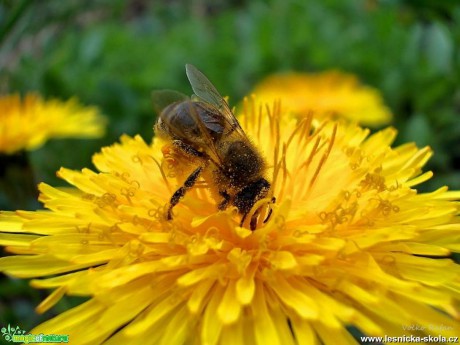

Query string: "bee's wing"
[152, 89, 190, 114]
[185, 64, 246, 138]
[182, 101, 226, 166]
[157, 99, 224, 167]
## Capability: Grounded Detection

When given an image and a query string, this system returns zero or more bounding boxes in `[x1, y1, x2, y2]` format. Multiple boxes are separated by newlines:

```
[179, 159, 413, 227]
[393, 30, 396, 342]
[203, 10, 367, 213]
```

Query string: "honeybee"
[153, 64, 274, 230]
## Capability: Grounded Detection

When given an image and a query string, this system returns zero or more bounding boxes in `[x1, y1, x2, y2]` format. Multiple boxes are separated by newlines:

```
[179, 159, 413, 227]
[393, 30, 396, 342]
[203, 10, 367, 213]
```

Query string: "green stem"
[0, 151, 39, 210]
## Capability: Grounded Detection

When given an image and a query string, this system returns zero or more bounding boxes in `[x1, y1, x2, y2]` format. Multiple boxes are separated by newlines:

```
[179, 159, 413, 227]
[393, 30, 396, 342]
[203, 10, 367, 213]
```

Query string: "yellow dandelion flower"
[0, 93, 106, 154]
[251, 71, 392, 126]
[0, 97, 459, 345]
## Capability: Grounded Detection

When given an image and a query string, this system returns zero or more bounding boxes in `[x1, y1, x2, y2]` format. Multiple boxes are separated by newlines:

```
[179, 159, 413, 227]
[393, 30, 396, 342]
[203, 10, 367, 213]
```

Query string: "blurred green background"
[0, 0, 459, 337]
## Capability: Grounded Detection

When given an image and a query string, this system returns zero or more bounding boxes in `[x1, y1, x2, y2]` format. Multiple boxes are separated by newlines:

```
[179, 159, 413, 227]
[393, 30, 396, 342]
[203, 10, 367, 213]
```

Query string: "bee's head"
[234, 177, 274, 230]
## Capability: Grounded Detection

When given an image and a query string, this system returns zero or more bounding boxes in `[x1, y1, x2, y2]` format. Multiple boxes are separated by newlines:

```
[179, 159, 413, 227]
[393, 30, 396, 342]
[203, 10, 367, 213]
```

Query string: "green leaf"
[424, 22, 453, 75]
[402, 113, 433, 147]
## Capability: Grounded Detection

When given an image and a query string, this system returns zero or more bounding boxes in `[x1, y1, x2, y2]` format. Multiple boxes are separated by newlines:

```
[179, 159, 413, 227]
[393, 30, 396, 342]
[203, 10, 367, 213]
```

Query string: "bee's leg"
[239, 211, 259, 231]
[217, 191, 231, 210]
[240, 213, 248, 228]
[250, 214, 259, 231]
[167, 166, 203, 220]
[263, 196, 277, 223]
[240, 196, 276, 230]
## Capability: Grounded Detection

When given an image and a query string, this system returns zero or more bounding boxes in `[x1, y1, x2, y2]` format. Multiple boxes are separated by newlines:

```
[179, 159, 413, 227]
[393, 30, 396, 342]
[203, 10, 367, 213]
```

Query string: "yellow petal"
[270, 275, 318, 319]
[201, 285, 225, 345]
[217, 279, 241, 324]
[236, 272, 255, 305]
[252, 283, 282, 345]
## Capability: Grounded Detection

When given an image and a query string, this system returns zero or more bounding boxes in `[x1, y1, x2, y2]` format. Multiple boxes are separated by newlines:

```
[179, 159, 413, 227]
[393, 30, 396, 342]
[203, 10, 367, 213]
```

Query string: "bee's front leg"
[217, 190, 231, 210]
[167, 166, 203, 220]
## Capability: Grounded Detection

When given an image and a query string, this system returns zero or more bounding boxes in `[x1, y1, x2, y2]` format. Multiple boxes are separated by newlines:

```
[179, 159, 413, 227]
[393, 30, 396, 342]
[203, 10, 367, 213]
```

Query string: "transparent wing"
[152, 89, 189, 114]
[185, 64, 226, 110]
[184, 101, 226, 165]
[185, 64, 246, 137]
[157, 100, 223, 167]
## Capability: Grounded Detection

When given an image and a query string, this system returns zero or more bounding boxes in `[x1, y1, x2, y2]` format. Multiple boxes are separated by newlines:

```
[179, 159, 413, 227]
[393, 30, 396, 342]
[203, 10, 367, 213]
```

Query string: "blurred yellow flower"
[0, 97, 458, 344]
[0, 93, 106, 154]
[251, 71, 392, 126]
